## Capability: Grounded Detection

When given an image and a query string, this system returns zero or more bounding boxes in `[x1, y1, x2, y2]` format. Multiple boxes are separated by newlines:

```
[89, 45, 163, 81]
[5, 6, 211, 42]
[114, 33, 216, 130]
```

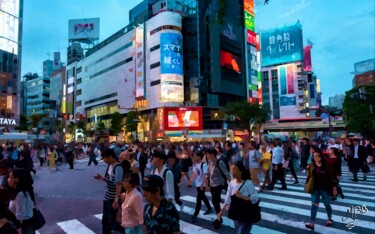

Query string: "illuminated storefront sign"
[260, 23, 303, 67]
[0, 118, 16, 125]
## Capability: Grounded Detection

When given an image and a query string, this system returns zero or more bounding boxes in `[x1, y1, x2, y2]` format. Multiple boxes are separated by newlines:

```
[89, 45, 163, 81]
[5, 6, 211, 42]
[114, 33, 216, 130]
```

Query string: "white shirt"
[193, 161, 208, 187]
[9, 191, 35, 221]
[152, 164, 175, 201]
[271, 146, 284, 164]
[354, 145, 359, 159]
[224, 179, 259, 205]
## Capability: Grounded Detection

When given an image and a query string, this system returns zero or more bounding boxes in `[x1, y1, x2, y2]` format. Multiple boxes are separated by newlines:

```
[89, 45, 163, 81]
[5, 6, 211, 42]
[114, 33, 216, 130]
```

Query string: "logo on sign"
[223, 23, 237, 41]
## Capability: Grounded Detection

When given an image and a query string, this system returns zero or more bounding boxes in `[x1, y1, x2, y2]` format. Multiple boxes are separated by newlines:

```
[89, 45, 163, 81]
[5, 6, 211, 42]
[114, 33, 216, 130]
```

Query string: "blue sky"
[22, 0, 374, 104]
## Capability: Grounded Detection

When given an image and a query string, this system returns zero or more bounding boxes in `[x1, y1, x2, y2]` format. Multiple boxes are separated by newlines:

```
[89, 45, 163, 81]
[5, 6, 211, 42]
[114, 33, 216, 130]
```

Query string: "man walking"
[266, 141, 287, 190]
[347, 138, 367, 182]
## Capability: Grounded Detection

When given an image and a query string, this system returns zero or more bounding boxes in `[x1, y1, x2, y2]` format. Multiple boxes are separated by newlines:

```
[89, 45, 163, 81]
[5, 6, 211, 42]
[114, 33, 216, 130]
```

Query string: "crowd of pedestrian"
[0, 135, 374, 233]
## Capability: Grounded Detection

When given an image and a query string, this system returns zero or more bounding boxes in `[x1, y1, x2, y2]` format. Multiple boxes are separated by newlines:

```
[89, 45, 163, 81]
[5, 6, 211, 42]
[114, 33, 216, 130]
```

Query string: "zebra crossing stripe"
[252, 192, 375, 218]
[253, 189, 375, 208]
[287, 176, 375, 189]
[57, 219, 95, 234]
[93, 214, 218, 234]
[180, 196, 287, 234]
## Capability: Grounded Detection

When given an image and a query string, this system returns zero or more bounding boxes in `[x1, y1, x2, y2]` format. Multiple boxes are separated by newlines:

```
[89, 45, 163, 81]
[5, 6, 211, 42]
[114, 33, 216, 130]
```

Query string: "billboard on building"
[53, 52, 61, 70]
[260, 23, 303, 67]
[135, 24, 145, 99]
[163, 107, 203, 131]
[247, 30, 256, 45]
[304, 46, 312, 71]
[354, 58, 375, 75]
[160, 33, 183, 75]
[244, 0, 255, 15]
[220, 50, 241, 73]
[160, 74, 184, 102]
[68, 18, 100, 42]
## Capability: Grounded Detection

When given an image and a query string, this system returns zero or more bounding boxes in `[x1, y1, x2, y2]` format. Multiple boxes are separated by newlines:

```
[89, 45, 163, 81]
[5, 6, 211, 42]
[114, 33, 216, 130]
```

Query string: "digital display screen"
[163, 107, 203, 131]
[220, 50, 241, 73]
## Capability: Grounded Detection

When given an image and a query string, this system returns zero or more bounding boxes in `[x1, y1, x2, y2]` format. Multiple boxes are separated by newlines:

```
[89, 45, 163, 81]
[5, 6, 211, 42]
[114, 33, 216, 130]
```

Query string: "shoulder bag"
[228, 180, 261, 224]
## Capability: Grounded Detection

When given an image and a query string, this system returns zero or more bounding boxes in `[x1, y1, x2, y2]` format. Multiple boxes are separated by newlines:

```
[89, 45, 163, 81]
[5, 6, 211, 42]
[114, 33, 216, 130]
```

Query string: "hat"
[153, 151, 167, 161]
[124, 173, 140, 186]
[142, 174, 164, 189]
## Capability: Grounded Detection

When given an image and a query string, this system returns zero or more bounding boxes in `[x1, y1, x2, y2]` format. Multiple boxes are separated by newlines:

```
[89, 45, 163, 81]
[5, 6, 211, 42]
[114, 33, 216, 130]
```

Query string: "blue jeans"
[310, 189, 332, 222]
[125, 225, 143, 234]
[234, 221, 252, 234]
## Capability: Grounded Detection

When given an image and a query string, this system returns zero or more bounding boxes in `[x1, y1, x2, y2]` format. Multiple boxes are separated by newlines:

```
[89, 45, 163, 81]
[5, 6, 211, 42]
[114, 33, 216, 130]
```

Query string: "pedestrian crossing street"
[37, 167, 375, 234]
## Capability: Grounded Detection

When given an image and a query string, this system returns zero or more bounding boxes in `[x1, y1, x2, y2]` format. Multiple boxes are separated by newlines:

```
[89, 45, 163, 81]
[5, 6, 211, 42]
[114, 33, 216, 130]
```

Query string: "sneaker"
[305, 223, 314, 230]
[203, 209, 212, 215]
[191, 215, 198, 223]
[293, 181, 299, 185]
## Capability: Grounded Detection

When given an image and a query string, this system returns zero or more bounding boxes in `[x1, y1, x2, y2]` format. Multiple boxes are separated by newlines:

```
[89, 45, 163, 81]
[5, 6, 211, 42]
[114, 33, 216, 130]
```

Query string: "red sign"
[163, 107, 203, 131]
[304, 46, 312, 71]
[157, 108, 164, 131]
[256, 34, 260, 51]
[220, 50, 242, 73]
[244, 0, 255, 16]
[247, 30, 256, 45]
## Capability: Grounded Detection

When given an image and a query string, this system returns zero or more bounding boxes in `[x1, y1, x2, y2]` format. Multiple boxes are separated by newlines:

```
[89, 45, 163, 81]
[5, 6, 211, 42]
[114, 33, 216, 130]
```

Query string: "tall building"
[23, 73, 49, 117]
[50, 67, 66, 119]
[328, 94, 345, 110]
[260, 22, 320, 120]
[0, 0, 23, 128]
[64, 0, 255, 141]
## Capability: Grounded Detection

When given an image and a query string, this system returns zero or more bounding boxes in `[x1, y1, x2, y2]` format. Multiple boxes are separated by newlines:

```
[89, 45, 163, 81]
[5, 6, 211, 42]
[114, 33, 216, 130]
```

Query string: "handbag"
[33, 208, 46, 230]
[228, 180, 261, 224]
[305, 175, 314, 194]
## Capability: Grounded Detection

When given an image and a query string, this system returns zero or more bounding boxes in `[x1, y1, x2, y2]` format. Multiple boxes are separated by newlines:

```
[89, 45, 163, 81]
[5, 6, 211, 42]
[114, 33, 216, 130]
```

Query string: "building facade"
[353, 58, 375, 87]
[0, 0, 23, 128]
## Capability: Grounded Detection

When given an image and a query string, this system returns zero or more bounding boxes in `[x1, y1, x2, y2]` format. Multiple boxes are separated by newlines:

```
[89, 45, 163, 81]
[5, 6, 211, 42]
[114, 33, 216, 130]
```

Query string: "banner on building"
[260, 22, 303, 67]
[244, 11, 255, 31]
[280, 95, 297, 106]
[135, 24, 145, 99]
[303, 46, 312, 71]
[244, 0, 255, 15]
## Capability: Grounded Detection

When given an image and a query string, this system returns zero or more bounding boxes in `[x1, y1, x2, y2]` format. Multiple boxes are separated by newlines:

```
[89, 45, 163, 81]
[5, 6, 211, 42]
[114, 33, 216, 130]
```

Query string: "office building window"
[150, 62, 160, 69]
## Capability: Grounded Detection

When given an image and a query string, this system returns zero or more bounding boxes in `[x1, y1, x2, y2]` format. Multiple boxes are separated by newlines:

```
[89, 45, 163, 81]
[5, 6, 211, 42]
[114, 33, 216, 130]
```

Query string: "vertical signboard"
[244, 11, 255, 31]
[260, 23, 303, 67]
[287, 65, 294, 94]
[303, 46, 312, 71]
[160, 33, 184, 102]
[135, 24, 145, 99]
[244, 0, 255, 15]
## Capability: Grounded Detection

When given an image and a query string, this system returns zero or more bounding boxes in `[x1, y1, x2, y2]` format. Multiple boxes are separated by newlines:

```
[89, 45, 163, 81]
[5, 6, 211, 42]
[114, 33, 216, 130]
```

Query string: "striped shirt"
[104, 163, 123, 201]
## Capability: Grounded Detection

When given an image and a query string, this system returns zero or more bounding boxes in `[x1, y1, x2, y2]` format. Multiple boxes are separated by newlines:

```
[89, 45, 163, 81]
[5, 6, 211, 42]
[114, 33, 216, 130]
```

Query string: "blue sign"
[160, 33, 183, 75]
[280, 95, 296, 106]
[260, 23, 303, 67]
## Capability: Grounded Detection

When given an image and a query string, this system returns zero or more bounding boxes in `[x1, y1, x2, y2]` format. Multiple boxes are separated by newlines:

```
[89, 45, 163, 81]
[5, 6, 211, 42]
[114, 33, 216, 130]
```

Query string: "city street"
[12, 159, 375, 234]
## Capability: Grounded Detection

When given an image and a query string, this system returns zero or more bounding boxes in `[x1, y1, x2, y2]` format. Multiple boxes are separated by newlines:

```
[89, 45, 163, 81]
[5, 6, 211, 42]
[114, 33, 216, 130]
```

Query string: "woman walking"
[8, 168, 36, 234]
[260, 145, 272, 189]
[176, 143, 191, 187]
[48, 146, 59, 171]
[87, 144, 99, 166]
[304, 151, 338, 230]
[284, 140, 299, 184]
[327, 147, 344, 199]
[217, 161, 259, 233]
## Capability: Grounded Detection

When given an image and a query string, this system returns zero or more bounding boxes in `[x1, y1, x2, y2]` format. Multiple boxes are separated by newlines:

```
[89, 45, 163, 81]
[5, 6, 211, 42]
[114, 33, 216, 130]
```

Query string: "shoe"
[266, 186, 274, 191]
[191, 215, 198, 223]
[179, 204, 184, 212]
[326, 219, 333, 227]
[305, 223, 314, 230]
[212, 219, 222, 230]
[203, 209, 212, 215]
[293, 181, 299, 185]
[351, 179, 358, 182]
[279, 187, 287, 190]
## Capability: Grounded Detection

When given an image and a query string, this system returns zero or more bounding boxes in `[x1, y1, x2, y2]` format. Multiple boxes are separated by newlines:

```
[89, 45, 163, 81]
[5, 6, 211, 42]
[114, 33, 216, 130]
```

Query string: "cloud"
[282, 0, 311, 17]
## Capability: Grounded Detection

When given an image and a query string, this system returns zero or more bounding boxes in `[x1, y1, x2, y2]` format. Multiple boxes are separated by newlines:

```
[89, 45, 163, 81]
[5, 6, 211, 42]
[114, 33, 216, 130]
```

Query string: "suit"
[348, 144, 367, 181]
[136, 151, 147, 179]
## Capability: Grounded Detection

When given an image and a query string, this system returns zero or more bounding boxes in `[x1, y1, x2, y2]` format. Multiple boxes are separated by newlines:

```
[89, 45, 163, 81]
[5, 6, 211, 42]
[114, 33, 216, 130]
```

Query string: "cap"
[153, 151, 167, 161]
[124, 173, 140, 186]
[142, 174, 164, 189]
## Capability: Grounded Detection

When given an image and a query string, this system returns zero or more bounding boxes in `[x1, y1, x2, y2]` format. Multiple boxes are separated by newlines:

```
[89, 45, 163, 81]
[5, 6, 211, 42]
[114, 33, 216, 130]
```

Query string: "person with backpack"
[151, 151, 175, 203]
[205, 148, 231, 228]
[189, 150, 212, 223]
[94, 149, 124, 234]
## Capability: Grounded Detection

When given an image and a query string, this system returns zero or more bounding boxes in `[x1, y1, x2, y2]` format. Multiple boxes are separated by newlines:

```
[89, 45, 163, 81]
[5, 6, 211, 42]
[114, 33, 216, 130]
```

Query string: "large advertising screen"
[163, 107, 203, 131]
[260, 23, 303, 67]
[68, 18, 100, 41]
[160, 33, 183, 75]
[354, 58, 375, 75]
[220, 50, 241, 73]
[160, 74, 184, 103]
[135, 24, 145, 99]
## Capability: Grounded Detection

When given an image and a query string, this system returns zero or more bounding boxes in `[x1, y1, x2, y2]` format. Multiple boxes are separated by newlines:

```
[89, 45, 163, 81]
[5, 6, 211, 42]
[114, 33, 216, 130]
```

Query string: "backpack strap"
[238, 180, 247, 193]
[216, 159, 226, 180]
[200, 162, 205, 171]
[163, 168, 171, 181]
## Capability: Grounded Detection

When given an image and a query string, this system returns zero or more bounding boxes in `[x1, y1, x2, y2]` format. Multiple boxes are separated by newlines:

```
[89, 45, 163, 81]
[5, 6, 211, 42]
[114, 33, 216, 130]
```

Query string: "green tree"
[125, 111, 138, 137]
[76, 119, 88, 135]
[67, 122, 77, 137]
[97, 120, 107, 134]
[110, 112, 124, 136]
[16, 114, 28, 132]
[53, 119, 63, 133]
[222, 100, 269, 137]
[343, 85, 375, 137]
